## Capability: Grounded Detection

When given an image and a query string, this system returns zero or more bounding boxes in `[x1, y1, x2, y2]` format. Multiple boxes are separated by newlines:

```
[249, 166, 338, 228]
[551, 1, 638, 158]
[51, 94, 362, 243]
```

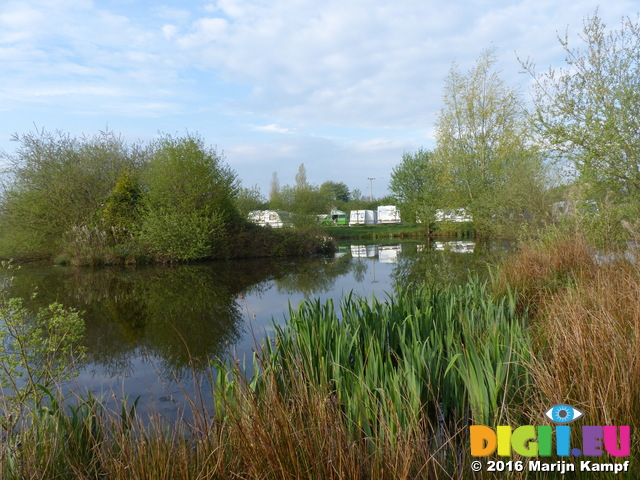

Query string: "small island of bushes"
[0, 129, 332, 265]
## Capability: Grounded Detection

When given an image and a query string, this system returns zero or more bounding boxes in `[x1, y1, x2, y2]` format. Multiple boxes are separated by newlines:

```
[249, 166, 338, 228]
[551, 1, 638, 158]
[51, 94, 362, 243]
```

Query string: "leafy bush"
[0, 261, 86, 410]
[139, 208, 225, 262]
[0, 129, 139, 257]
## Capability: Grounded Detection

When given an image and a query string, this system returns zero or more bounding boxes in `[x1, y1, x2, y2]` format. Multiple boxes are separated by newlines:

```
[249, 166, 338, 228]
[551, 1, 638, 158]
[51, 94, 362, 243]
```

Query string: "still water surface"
[7, 239, 512, 418]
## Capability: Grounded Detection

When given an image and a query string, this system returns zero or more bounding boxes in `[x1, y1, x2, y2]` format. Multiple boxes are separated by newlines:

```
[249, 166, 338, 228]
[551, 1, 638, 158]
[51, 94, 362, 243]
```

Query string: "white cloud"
[252, 124, 292, 134]
[165, 0, 636, 131]
[162, 24, 178, 40]
[348, 139, 408, 153]
[0, 0, 637, 196]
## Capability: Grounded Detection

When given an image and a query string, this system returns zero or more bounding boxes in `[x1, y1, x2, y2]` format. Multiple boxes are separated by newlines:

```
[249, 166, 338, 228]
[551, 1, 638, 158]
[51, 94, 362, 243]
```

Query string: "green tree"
[101, 167, 144, 240]
[295, 163, 308, 188]
[140, 133, 239, 261]
[143, 133, 238, 220]
[389, 149, 442, 225]
[269, 172, 280, 203]
[522, 12, 640, 204]
[235, 184, 266, 218]
[0, 129, 139, 257]
[435, 49, 546, 233]
[320, 181, 350, 205]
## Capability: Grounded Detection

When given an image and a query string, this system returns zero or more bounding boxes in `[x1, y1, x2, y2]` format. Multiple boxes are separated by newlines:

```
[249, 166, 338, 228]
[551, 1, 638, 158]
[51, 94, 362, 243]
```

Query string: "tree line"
[0, 132, 331, 263]
[391, 12, 640, 242]
[2, 11, 638, 258]
[236, 163, 396, 225]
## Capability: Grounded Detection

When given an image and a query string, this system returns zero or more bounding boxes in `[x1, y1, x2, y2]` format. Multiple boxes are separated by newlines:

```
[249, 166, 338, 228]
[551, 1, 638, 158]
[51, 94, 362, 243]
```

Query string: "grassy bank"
[1, 226, 638, 478]
[321, 221, 474, 239]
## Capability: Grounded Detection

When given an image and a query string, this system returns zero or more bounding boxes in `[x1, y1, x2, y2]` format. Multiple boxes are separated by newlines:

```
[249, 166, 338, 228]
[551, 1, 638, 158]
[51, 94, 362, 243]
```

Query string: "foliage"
[270, 182, 333, 217]
[235, 184, 266, 218]
[60, 225, 113, 266]
[497, 224, 640, 434]
[435, 49, 547, 234]
[523, 12, 640, 204]
[320, 181, 350, 205]
[389, 148, 442, 225]
[0, 261, 86, 410]
[228, 280, 529, 439]
[132, 133, 238, 262]
[143, 133, 238, 222]
[0, 129, 140, 257]
[295, 162, 307, 188]
[269, 171, 280, 203]
[228, 223, 335, 258]
[100, 167, 144, 239]
[139, 208, 225, 262]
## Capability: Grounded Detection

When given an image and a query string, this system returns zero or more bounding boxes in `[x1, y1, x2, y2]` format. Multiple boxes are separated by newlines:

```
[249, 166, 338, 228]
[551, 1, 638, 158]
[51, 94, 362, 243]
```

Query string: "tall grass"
[498, 224, 640, 441]
[226, 280, 530, 444]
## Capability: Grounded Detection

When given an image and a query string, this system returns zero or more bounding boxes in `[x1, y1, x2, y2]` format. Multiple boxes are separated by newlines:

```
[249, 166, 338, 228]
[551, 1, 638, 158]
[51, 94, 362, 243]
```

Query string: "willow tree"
[0, 129, 138, 257]
[522, 12, 640, 207]
[435, 49, 546, 234]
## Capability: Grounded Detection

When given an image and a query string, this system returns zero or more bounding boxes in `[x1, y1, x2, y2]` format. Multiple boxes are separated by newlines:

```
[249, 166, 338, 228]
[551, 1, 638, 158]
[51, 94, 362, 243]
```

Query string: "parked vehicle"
[330, 209, 349, 225]
[377, 205, 401, 224]
[349, 210, 377, 225]
[247, 210, 293, 228]
[435, 209, 472, 222]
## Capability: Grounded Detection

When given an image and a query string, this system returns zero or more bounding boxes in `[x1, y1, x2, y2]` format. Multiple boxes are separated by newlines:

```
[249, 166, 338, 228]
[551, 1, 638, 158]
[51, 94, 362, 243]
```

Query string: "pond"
[4, 238, 513, 419]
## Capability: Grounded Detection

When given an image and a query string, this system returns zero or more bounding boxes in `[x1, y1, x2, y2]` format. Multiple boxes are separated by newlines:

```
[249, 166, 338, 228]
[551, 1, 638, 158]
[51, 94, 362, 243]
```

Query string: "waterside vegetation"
[1, 223, 639, 478]
[0, 130, 332, 265]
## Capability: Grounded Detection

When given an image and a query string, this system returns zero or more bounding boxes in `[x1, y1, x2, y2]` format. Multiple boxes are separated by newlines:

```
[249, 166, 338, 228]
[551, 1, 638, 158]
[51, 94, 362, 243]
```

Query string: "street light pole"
[367, 177, 375, 201]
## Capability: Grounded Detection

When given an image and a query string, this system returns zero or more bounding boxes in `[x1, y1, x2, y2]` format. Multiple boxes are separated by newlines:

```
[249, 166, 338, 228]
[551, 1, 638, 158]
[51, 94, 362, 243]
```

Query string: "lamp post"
[367, 177, 375, 202]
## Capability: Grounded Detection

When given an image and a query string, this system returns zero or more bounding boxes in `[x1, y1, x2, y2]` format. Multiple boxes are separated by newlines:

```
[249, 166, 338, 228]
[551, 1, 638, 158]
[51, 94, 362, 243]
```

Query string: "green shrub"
[139, 208, 225, 262]
[0, 130, 138, 257]
[100, 167, 144, 240]
[0, 261, 86, 411]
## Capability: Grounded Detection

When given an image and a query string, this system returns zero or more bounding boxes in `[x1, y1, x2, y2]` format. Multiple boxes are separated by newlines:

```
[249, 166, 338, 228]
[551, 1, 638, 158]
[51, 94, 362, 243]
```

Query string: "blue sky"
[0, 1, 637, 199]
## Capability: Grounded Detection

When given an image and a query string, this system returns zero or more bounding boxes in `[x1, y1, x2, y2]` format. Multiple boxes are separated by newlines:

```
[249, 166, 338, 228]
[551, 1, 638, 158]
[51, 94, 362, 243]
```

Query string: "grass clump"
[495, 225, 597, 315]
[497, 223, 640, 444]
[214, 279, 531, 478]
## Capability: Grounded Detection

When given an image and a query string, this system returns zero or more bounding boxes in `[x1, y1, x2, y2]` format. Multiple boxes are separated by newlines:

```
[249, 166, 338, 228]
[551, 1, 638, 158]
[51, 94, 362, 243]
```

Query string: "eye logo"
[545, 404, 583, 423]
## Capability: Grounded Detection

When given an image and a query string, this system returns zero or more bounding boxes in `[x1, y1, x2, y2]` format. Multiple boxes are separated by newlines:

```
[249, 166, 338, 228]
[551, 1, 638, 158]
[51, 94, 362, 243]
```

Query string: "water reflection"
[391, 239, 512, 287]
[4, 239, 513, 417]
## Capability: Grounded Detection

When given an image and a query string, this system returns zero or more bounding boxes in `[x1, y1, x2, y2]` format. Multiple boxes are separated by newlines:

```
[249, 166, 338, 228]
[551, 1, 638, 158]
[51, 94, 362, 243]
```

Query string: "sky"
[0, 1, 638, 199]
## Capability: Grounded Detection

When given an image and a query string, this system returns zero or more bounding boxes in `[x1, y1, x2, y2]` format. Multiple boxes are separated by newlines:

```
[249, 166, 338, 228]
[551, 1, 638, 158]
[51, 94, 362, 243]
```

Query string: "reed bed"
[245, 280, 530, 433]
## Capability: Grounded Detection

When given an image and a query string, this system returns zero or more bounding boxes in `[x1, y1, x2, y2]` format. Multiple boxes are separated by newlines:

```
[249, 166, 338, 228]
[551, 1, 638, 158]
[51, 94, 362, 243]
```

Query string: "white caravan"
[377, 205, 401, 224]
[349, 210, 377, 225]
